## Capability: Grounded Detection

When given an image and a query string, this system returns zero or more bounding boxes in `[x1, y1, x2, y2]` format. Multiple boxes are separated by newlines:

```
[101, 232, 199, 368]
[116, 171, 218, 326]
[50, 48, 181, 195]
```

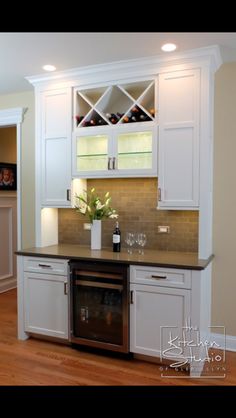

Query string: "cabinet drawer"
[130, 265, 191, 289]
[23, 257, 68, 276]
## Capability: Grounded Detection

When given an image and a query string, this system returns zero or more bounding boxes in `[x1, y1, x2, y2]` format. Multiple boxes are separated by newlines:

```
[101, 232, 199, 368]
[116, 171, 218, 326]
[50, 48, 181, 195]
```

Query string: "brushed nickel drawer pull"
[38, 264, 52, 268]
[151, 275, 167, 280]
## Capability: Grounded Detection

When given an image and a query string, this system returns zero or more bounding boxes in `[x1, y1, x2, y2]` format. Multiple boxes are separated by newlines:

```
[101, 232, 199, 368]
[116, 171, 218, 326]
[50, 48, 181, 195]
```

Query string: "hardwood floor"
[0, 289, 236, 386]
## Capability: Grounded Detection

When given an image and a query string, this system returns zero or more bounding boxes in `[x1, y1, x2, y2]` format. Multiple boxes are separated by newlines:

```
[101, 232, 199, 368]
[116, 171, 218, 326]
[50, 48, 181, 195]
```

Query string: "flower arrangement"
[75, 188, 118, 223]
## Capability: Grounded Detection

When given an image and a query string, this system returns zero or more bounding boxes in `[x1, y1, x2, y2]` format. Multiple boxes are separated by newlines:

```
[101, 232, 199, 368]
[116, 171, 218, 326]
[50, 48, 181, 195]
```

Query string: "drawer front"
[130, 265, 191, 289]
[24, 257, 68, 276]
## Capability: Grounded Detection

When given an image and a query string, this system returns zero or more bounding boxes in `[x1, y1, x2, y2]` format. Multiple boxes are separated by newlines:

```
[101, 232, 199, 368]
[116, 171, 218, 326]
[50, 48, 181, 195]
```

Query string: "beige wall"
[0, 91, 35, 248]
[0, 127, 16, 163]
[212, 62, 236, 336]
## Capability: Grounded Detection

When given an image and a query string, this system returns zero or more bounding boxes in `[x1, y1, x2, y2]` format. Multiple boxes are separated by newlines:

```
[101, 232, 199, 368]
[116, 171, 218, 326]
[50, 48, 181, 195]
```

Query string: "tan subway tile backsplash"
[58, 178, 199, 252]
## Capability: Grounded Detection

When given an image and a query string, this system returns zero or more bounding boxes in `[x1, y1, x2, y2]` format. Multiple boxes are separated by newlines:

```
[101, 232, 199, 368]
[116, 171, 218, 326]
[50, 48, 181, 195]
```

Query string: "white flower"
[109, 213, 118, 219]
[95, 200, 105, 210]
[75, 188, 118, 222]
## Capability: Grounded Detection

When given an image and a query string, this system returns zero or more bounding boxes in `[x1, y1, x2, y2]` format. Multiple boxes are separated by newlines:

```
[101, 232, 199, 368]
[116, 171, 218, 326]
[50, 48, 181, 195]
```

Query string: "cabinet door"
[130, 284, 190, 358]
[72, 127, 113, 178]
[72, 124, 157, 178]
[113, 124, 157, 177]
[24, 272, 69, 339]
[158, 69, 200, 209]
[41, 88, 72, 206]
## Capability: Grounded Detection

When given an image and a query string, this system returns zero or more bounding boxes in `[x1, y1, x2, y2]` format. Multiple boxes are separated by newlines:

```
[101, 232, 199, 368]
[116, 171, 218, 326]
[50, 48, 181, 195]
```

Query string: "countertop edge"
[15, 250, 214, 271]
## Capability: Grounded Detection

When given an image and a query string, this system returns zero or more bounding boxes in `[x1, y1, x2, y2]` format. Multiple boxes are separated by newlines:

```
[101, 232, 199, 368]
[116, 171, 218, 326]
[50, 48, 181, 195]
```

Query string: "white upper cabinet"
[72, 123, 157, 178]
[72, 79, 158, 178]
[41, 88, 72, 207]
[158, 69, 200, 209]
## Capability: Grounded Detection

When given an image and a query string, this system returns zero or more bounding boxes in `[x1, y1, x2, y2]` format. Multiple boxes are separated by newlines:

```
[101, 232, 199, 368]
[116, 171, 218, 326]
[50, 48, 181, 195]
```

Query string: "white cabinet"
[41, 88, 72, 207]
[130, 283, 190, 358]
[72, 123, 157, 178]
[130, 265, 191, 359]
[23, 257, 69, 339]
[158, 69, 200, 209]
[72, 79, 158, 178]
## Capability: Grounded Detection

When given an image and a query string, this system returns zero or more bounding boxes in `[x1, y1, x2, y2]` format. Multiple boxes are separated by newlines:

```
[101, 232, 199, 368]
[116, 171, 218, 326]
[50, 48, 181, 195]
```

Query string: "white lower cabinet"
[130, 283, 190, 358]
[23, 257, 69, 339]
[130, 265, 192, 362]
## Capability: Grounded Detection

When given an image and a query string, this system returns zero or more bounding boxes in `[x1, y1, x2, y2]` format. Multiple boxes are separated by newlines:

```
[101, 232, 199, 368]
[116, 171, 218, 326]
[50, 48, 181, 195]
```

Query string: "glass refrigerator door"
[74, 282, 123, 345]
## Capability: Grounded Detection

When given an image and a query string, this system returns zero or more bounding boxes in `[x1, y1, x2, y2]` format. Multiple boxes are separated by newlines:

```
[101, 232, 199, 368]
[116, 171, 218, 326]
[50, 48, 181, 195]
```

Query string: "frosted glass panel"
[76, 134, 108, 171]
[117, 131, 152, 170]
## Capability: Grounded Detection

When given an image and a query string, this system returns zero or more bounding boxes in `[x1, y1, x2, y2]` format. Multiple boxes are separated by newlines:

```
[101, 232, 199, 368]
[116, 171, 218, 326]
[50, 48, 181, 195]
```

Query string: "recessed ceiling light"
[161, 43, 177, 52]
[42, 64, 56, 72]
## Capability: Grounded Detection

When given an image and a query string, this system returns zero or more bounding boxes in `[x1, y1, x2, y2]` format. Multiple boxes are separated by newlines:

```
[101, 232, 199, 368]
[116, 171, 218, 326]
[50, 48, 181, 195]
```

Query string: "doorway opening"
[0, 107, 25, 294]
[0, 126, 17, 293]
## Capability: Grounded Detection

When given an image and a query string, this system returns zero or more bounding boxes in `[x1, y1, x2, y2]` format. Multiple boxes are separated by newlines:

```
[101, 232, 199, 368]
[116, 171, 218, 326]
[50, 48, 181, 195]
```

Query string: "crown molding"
[0, 107, 27, 126]
[26, 45, 222, 88]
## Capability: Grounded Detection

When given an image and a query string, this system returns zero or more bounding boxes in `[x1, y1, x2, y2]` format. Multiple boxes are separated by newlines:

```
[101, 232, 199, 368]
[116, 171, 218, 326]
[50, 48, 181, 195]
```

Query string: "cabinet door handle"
[112, 157, 116, 170]
[130, 290, 134, 304]
[158, 188, 162, 201]
[108, 157, 112, 170]
[38, 263, 52, 269]
[151, 275, 167, 280]
[64, 282, 68, 295]
[67, 189, 71, 201]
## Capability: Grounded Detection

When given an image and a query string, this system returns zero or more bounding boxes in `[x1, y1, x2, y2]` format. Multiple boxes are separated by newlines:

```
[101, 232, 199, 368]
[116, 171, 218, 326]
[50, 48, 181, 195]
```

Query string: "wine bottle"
[113, 221, 121, 252]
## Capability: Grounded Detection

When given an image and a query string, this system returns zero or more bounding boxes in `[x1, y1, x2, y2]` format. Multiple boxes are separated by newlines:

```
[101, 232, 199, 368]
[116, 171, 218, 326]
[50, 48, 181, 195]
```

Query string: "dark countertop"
[16, 244, 213, 270]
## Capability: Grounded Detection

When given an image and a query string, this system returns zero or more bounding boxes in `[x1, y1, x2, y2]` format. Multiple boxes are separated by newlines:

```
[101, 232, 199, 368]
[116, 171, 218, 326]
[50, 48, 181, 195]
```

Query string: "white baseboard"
[0, 278, 17, 293]
[211, 332, 236, 352]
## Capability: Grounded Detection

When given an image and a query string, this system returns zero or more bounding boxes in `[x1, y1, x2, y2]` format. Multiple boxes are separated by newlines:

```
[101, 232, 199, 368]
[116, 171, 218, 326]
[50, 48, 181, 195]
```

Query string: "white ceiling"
[0, 32, 236, 95]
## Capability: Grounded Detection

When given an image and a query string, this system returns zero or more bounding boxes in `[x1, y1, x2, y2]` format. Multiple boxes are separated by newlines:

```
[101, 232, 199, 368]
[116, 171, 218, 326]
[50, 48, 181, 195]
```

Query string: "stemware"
[125, 232, 135, 254]
[136, 233, 147, 254]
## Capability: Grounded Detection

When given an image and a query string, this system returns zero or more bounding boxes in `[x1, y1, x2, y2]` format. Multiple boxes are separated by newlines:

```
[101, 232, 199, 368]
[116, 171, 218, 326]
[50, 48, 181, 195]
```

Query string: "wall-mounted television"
[0, 163, 17, 191]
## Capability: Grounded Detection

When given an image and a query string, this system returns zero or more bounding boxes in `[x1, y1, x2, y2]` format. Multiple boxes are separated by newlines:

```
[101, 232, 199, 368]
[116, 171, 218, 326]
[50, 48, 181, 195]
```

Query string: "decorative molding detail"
[0, 107, 27, 126]
[211, 332, 236, 352]
[0, 278, 16, 294]
[26, 45, 222, 88]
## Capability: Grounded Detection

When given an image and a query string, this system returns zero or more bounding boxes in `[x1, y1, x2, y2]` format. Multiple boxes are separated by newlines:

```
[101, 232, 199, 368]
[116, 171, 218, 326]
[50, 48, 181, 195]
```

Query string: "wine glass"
[136, 233, 147, 254]
[125, 232, 135, 254]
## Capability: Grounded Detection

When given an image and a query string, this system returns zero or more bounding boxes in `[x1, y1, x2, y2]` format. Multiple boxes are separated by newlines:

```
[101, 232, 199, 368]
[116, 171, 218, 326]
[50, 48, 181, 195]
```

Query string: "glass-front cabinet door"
[72, 127, 112, 177]
[72, 124, 157, 178]
[115, 124, 157, 176]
